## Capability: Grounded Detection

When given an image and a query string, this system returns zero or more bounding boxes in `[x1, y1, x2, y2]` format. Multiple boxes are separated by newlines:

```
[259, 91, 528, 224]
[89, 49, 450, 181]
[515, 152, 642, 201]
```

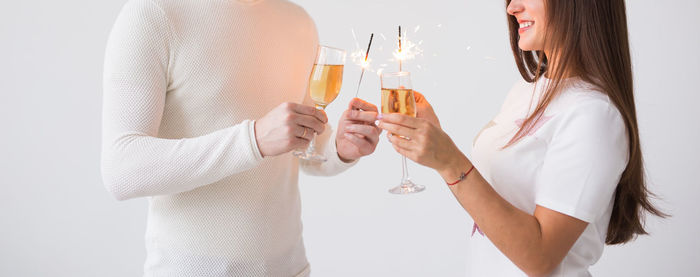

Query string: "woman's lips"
[518, 21, 534, 34]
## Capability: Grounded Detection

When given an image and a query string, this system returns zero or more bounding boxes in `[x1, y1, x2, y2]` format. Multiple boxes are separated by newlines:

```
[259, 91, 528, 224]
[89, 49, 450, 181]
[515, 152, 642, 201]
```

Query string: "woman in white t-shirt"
[378, 0, 665, 276]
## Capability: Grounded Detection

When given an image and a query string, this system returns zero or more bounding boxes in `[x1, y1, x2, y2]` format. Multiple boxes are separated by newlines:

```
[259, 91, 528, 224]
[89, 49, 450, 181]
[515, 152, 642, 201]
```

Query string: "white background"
[1, 0, 698, 276]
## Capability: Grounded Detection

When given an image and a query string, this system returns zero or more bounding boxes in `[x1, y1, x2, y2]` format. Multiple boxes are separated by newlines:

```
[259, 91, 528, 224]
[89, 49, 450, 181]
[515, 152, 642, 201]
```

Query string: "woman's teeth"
[520, 22, 534, 28]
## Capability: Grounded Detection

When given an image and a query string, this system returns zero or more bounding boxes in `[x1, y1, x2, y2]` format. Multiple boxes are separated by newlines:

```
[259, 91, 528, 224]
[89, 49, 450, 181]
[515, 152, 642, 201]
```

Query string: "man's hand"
[335, 98, 382, 162]
[255, 102, 327, 157]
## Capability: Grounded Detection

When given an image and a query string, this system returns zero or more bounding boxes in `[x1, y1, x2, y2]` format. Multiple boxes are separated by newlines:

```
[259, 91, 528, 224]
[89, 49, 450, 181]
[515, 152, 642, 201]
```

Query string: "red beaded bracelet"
[446, 165, 476, 186]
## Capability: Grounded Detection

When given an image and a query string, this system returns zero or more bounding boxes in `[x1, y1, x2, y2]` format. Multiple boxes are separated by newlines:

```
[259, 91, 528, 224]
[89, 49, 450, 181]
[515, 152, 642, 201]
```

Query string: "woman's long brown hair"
[505, 0, 666, 244]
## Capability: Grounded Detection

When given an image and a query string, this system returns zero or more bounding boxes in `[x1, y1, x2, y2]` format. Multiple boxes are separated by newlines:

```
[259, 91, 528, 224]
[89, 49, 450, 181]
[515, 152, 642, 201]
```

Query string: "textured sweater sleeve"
[101, 0, 263, 201]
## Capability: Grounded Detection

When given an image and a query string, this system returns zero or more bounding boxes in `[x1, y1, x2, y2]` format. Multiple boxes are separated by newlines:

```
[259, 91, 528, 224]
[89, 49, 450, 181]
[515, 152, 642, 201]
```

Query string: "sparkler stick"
[398, 26, 403, 72]
[354, 33, 374, 98]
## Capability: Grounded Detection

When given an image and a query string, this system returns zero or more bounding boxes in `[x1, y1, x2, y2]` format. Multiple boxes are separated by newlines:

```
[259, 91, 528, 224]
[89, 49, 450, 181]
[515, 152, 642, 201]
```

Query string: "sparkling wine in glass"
[293, 45, 346, 162]
[381, 72, 425, 194]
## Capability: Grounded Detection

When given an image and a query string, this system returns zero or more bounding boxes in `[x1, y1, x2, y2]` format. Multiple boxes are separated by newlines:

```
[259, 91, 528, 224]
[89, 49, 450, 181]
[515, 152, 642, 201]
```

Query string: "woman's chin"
[518, 39, 543, 52]
[518, 43, 536, 52]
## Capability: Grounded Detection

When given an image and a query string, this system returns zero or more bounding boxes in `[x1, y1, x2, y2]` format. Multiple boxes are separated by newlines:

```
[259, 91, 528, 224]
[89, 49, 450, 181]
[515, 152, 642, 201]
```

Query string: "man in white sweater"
[101, 0, 381, 276]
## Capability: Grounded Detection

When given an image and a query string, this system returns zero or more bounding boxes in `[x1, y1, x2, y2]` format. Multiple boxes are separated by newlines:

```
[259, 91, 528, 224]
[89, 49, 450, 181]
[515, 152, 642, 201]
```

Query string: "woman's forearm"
[375, 112, 579, 275]
[439, 152, 559, 276]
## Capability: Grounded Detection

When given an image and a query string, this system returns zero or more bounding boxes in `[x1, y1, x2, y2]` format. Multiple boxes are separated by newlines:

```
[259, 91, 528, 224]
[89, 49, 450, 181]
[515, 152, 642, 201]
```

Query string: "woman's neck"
[543, 50, 575, 79]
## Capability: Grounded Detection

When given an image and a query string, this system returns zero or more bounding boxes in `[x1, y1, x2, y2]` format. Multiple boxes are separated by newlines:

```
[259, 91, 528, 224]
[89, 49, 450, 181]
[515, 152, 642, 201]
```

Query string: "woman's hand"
[377, 113, 461, 172]
[413, 91, 441, 128]
[377, 91, 460, 171]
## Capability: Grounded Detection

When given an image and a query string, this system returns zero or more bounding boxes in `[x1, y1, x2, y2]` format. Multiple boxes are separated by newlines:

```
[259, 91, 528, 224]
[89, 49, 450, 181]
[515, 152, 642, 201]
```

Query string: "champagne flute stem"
[306, 132, 317, 155]
[401, 155, 410, 184]
[306, 104, 325, 155]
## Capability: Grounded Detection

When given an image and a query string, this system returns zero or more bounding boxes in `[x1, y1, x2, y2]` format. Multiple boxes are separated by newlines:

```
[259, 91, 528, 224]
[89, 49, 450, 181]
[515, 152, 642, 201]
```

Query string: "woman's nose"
[507, 0, 524, 16]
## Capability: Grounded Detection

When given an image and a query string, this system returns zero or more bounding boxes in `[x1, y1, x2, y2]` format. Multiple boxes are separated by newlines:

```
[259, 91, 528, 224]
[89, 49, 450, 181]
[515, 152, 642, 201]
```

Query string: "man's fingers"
[288, 102, 328, 123]
[291, 137, 310, 150]
[295, 126, 315, 141]
[349, 97, 379, 112]
[343, 133, 373, 152]
[345, 124, 380, 145]
[346, 109, 379, 124]
[295, 114, 326, 135]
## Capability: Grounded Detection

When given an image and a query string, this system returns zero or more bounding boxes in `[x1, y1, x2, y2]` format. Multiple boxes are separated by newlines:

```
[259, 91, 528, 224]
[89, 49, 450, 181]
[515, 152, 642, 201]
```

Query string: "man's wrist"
[251, 120, 266, 158]
[336, 148, 357, 164]
[335, 138, 357, 164]
[338, 153, 356, 164]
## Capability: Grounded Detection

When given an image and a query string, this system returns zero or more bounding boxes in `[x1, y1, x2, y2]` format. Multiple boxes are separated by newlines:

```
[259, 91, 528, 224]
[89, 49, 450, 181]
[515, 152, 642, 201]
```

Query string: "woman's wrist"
[437, 152, 473, 184]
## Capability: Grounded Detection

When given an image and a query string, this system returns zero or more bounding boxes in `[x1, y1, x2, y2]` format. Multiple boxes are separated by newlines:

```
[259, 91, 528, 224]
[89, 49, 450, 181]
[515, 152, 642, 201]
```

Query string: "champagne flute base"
[293, 150, 327, 162]
[388, 180, 425, 194]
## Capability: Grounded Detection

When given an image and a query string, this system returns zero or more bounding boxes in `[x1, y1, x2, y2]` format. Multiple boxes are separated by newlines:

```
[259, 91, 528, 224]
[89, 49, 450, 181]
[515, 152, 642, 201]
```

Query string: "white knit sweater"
[101, 0, 354, 276]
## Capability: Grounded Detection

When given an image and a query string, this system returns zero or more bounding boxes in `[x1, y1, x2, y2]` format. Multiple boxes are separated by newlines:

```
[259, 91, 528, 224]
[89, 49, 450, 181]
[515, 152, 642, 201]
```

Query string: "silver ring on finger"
[301, 127, 308, 138]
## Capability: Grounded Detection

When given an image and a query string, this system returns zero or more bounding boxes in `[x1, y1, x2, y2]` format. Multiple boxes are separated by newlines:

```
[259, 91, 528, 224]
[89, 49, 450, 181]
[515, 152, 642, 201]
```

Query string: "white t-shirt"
[468, 78, 629, 276]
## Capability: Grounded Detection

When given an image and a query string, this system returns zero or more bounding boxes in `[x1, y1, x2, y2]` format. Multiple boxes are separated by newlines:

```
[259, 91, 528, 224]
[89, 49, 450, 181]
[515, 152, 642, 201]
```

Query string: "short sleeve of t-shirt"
[535, 99, 629, 223]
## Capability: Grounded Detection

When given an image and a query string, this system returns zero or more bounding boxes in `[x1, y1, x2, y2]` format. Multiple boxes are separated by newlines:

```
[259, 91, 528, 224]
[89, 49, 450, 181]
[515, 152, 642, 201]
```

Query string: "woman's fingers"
[390, 140, 413, 158]
[377, 121, 414, 138]
[379, 113, 421, 128]
[388, 132, 414, 149]
[413, 90, 427, 104]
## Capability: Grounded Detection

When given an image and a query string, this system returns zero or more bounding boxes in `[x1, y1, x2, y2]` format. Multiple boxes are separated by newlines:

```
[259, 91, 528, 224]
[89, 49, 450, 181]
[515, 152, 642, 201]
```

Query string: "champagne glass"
[293, 45, 346, 162]
[381, 72, 425, 194]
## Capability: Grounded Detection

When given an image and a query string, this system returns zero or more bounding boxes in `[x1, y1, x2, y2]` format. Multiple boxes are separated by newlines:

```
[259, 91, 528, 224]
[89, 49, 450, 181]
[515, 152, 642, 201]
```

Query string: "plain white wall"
[0, 0, 697, 276]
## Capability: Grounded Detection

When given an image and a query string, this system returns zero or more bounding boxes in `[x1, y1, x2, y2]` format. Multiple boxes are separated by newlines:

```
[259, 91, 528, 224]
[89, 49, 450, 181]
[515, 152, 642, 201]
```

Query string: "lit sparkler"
[393, 25, 424, 72]
[354, 33, 374, 98]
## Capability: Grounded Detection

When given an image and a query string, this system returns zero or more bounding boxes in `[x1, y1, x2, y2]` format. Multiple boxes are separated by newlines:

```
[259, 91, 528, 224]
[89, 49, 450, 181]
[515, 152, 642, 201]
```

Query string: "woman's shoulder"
[547, 80, 626, 138]
[553, 79, 620, 115]
[499, 79, 536, 110]
[507, 79, 535, 99]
